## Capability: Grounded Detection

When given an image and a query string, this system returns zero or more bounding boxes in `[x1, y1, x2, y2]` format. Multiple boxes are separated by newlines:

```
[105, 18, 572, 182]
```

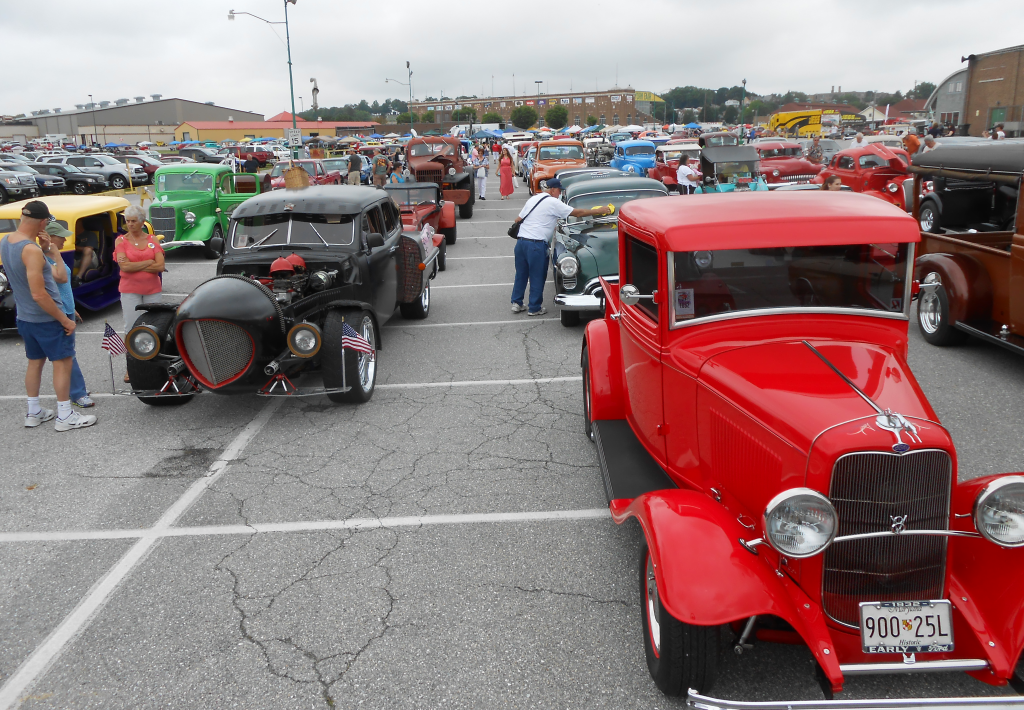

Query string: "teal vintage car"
[148, 164, 269, 259]
[693, 145, 769, 193]
[551, 176, 669, 326]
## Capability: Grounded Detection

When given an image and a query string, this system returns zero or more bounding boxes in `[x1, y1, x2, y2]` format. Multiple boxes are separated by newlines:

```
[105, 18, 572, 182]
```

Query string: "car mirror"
[366, 232, 385, 249]
[619, 284, 654, 306]
[208, 235, 224, 254]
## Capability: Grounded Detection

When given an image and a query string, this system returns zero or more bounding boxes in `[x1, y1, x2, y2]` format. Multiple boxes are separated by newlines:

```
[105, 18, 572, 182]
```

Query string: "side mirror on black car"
[366, 232, 386, 249]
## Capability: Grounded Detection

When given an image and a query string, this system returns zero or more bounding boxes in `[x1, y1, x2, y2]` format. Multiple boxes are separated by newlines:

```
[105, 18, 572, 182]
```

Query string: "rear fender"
[914, 252, 993, 324]
[439, 200, 456, 229]
[583, 316, 625, 421]
[949, 473, 1024, 682]
[620, 489, 844, 691]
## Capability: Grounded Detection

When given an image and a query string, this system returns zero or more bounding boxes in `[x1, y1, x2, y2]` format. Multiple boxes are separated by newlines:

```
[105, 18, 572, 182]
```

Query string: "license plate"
[859, 600, 953, 653]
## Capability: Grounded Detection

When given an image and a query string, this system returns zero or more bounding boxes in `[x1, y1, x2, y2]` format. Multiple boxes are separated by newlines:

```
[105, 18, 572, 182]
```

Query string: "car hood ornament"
[876, 409, 922, 453]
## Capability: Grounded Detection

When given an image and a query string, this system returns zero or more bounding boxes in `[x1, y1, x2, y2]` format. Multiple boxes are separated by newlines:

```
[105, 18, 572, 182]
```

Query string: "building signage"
[538, 99, 547, 106]
[485, 102, 492, 108]
[501, 102, 507, 108]
[634, 91, 663, 103]
[526, 100, 535, 105]
[560, 98, 570, 105]
[445, 105, 453, 110]
[573, 97, 583, 104]
[626, 95, 633, 103]
[611, 95, 621, 103]
[515, 100, 523, 106]
[585, 97, 595, 103]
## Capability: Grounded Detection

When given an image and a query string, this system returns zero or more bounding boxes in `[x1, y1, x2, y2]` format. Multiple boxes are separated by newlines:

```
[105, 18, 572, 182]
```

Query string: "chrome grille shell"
[178, 319, 254, 387]
[149, 206, 176, 238]
[822, 449, 952, 627]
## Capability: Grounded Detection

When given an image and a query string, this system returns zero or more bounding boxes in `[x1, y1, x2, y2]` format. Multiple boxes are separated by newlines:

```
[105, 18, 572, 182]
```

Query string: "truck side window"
[366, 207, 385, 236]
[381, 201, 399, 234]
[837, 156, 854, 170]
[626, 235, 659, 322]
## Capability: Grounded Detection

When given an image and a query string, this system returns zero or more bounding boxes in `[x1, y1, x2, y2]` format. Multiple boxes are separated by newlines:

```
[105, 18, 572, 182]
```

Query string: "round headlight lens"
[0, 270, 9, 292]
[888, 182, 899, 193]
[448, 167, 456, 175]
[763, 488, 837, 558]
[694, 251, 713, 269]
[974, 476, 1024, 547]
[773, 169, 780, 177]
[558, 256, 579, 278]
[287, 322, 322, 358]
[127, 326, 160, 360]
[184, 211, 196, 225]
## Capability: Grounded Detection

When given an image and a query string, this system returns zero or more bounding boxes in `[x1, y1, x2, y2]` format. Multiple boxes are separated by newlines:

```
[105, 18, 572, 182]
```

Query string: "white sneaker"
[54, 411, 97, 431]
[25, 408, 55, 427]
[511, 303, 526, 313]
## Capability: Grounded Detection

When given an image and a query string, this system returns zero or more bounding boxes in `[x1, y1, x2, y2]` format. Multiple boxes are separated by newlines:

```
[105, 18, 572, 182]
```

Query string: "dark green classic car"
[551, 176, 668, 325]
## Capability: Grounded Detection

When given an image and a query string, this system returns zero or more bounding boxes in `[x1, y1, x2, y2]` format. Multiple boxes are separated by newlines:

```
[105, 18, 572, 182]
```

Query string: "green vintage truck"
[148, 164, 269, 259]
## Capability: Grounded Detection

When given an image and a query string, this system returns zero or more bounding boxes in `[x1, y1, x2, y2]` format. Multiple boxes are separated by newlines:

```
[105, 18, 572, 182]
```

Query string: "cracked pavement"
[1, 173, 1023, 708]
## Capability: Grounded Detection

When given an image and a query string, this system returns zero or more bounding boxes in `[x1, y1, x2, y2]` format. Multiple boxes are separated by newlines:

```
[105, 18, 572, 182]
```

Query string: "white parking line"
[385, 318, 558, 328]
[459, 220, 520, 224]
[0, 398, 282, 710]
[433, 281, 551, 289]
[447, 255, 514, 260]
[0, 508, 610, 544]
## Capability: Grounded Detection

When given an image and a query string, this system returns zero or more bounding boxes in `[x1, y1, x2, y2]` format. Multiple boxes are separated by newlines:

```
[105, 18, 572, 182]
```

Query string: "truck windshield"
[270, 163, 316, 178]
[669, 244, 910, 325]
[387, 187, 439, 206]
[158, 173, 213, 192]
[625, 146, 655, 157]
[540, 146, 584, 160]
[761, 147, 803, 158]
[704, 135, 739, 147]
[231, 214, 356, 249]
[409, 143, 453, 157]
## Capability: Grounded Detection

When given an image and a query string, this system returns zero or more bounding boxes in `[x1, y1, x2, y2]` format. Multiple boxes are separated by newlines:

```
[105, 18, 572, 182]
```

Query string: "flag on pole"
[101, 322, 126, 356]
[341, 322, 373, 355]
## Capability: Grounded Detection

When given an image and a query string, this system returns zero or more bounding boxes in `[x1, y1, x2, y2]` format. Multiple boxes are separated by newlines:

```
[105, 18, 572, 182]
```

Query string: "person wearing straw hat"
[42, 220, 93, 408]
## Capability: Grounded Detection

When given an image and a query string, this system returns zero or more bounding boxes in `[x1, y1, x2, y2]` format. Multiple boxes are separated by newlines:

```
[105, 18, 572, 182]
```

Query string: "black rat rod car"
[125, 186, 438, 406]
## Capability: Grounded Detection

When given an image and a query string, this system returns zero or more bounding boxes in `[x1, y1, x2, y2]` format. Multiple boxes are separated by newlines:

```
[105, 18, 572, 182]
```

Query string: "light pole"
[310, 78, 319, 123]
[229, 1, 300, 158]
[386, 61, 414, 138]
[535, 80, 543, 96]
[741, 78, 747, 140]
[88, 94, 97, 147]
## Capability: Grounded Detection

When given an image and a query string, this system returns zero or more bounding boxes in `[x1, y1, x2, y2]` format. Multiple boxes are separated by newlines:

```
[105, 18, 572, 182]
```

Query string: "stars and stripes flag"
[341, 322, 374, 356]
[101, 322, 126, 356]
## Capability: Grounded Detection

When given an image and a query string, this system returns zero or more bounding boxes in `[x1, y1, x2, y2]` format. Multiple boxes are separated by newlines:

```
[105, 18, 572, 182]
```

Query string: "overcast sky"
[4, 0, 1020, 117]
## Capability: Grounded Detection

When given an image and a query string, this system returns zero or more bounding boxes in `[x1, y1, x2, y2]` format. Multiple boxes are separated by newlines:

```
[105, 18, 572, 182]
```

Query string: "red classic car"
[815, 144, 911, 210]
[581, 191, 1024, 705]
[755, 141, 824, 184]
[647, 144, 702, 193]
[384, 182, 455, 271]
[268, 159, 341, 189]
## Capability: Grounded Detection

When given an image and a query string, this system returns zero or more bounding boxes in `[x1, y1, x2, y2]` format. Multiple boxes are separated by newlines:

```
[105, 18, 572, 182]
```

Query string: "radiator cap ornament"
[876, 410, 922, 453]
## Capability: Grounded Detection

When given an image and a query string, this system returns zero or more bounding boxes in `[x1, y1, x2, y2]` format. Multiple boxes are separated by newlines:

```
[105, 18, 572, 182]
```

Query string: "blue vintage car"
[609, 141, 657, 176]
[693, 145, 769, 193]
[519, 146, 537, 184]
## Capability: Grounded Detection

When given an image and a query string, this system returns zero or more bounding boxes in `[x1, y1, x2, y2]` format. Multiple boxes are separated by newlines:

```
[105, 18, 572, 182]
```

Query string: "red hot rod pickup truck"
[581, 191, 1024, 706]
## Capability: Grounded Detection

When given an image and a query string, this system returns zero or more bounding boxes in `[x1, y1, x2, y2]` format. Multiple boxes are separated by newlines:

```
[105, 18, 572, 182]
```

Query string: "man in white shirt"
[510, 178, 613, 316]
[921, 136, 940, 153]
[849, 133, 866, 150]
[676, 160, 699, 194]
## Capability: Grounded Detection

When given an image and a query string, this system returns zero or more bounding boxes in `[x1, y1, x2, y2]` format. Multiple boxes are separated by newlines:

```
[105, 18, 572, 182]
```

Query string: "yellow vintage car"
[0, 195, 154, 330]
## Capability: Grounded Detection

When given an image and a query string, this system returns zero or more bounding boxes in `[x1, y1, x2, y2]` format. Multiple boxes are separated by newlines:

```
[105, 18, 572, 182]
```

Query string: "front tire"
[437, 241, 447, 271]
[917, 275, 968, 346]
[640, 544, 718, 696]
[322, 309, 377, 404]
[400, 281, 430, 319]
[110, 174, 127, 189]
[458, 179, 475, 219]
[442, 223, 457, 244]
[582, 346, 594, 442]
[560, 309, 580, 327]
[919, 202, 942, 233]
[0, 186, 7, 204]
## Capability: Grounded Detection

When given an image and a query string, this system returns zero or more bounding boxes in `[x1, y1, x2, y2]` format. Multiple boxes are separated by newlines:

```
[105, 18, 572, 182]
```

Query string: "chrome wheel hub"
[358, 317, 376, 391]
[920, 209, 934, 232]
[421, 283, 430, 310]
[646, 554, 661, 654]
[919, 275, 942, 334]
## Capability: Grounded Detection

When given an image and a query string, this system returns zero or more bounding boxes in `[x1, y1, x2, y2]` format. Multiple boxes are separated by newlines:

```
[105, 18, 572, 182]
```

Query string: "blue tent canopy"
[168, 141, 181, 145]
[104, 142, 129, 148]
[369, 133, 383, 138]
[684, 122, 701, 129]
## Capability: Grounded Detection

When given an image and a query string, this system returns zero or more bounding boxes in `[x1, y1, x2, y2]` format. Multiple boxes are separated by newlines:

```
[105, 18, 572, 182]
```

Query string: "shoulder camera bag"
[507, 194, 550, 239]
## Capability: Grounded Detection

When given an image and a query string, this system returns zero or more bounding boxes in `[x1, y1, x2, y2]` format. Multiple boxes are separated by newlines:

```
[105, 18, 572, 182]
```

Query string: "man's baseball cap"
[44, 221, 73, 239]
[21, 200, 52, 220]
[545, 178, 562, 190]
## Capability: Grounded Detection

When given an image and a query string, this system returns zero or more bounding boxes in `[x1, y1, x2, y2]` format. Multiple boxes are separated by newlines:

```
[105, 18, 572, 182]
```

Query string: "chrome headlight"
[287, 322, 322, 358]
[558, 255, 579, 278]
[448, 167, 456, 175]
[127, 325, 160, 360]
[184, 211, 196, 225]
[887, 182, 899, 193]
[0, 270, 8, 293]
[772, 169, 780, 177]
[694, 251, 713, 269]
[974, 476, 1024, 547]
[762, 488, 837, 558]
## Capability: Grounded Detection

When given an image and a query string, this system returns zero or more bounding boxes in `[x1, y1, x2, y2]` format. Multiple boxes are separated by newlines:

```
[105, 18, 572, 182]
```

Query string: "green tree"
[874, 91, 904, 108]
[545, 104, 568, 129]
[586, 115, 598, 126]
[482, 111, 502, 123]
[723, 105, 739, 124]
[423, 111, 436, 123]
[452, 108, 477, 121]
[510, 105, 538, 130]
[681, 109, 696, 124]
[909, 82, 936, 100]
[395, 112, 419, 124]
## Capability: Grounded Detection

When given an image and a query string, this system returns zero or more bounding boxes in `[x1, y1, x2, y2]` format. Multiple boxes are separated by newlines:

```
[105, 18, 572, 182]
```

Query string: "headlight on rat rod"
[762, 488, 837, 558]
[974, 476, 1024, 547]
[287, 322, 322, 358]
[127, 325, 161, 360]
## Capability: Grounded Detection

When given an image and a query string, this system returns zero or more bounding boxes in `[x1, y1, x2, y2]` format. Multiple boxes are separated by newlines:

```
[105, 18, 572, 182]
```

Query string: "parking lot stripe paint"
[384, 318, 559, 328]
[377, 376, 581, 390]
[0, 398, 282, 710]
[447, 256, 515, 260]
[433, 280, 551, 289]
[0, 508, 611, 544]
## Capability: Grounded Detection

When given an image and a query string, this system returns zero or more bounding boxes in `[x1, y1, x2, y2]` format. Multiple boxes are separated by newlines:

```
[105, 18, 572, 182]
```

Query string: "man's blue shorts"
[16, 319, 75, 361]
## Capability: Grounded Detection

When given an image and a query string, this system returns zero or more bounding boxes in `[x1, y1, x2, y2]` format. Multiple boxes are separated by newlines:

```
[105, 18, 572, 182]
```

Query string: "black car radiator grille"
[822, 450, 952, 627]
[415, 166, 444, 185]
[178, 319, 253, 386]
[149, 207, 176, 238]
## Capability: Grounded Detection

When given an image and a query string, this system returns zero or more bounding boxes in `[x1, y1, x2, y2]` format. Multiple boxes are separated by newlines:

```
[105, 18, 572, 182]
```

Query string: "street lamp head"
[286, 0, 297, 4]
[228, 9, 235, 20]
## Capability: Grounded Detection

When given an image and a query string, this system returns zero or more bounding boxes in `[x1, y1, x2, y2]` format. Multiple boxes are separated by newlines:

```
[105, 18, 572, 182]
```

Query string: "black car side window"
[68, 157, 85, 167]
[838, 156, 855, 170]
[626, 234, 659, 323]
[381, 201, 399, 234]
[366, 207, 385, 236]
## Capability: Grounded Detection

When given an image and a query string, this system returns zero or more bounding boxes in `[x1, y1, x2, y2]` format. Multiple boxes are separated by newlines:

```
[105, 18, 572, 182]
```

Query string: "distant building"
[175, 114, 378, 143]
[21, 97, 263, 145]
[962, 44, 1024, 136]
[925, 69, 968, 127]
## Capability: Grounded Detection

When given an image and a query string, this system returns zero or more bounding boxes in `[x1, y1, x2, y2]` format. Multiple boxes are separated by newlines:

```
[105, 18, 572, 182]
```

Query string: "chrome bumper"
[554, 293, 602, 310]
[162, 240, 207, 249]
[686, 684, 1024, 710]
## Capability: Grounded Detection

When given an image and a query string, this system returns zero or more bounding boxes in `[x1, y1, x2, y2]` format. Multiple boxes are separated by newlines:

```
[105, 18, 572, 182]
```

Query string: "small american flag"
[341, 322, 374, 356]
[101, 322, 126, 356]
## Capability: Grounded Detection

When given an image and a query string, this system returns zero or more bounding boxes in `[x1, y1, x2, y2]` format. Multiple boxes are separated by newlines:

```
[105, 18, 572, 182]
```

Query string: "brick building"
[962, 44, 1024, 136]
[409, 88, 657, 128]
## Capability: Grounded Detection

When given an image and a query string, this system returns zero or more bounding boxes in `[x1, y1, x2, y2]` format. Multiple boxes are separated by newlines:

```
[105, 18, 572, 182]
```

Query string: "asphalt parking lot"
[1, 173, 1023, 709]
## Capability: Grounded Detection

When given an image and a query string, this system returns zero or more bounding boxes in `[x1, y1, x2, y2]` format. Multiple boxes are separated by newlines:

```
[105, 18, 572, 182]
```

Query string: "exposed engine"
[254, 253, 337, 305]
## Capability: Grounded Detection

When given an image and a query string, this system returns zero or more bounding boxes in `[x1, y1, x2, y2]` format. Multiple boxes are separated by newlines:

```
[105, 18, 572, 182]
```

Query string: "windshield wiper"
[309, 224, 331, 247]
[248, 228, 278, 249]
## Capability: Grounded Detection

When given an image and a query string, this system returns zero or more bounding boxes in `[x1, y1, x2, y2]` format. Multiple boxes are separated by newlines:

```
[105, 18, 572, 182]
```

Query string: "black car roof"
[701, 145, 760, 163]
[911, 142, 1024, 175]
[231, 186, 385, 219]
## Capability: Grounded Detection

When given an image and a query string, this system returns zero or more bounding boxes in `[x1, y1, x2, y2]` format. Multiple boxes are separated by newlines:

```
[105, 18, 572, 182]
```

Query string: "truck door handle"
[388, 245, 398, 254]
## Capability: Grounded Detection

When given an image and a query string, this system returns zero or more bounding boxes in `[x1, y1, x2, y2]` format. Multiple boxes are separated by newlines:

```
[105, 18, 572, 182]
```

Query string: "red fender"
[439, 200, 456, 230]
[949, 473, 1024, 684]
[616, 489, 845, 692]
[583, 317, 625, 422]
[915, 252, 994, 324]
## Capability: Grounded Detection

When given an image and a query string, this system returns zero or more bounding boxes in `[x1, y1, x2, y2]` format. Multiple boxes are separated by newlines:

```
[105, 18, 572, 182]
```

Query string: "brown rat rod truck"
[910, 142, 1024, 355]
[405, 136, 475, 219]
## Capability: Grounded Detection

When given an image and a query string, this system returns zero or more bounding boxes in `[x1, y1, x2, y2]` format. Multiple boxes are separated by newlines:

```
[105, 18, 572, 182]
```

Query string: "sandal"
[123, 373, 131, 383]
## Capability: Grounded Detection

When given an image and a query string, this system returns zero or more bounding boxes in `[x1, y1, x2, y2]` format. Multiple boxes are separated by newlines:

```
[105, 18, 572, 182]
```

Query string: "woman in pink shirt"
[115, 205, 164, 331]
